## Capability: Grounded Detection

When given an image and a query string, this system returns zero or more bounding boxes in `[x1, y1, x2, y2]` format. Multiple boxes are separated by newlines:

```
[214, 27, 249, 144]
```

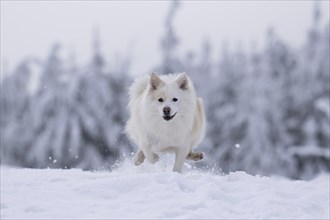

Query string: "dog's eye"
[173, 98, 178, 102]
[158, 98, 164, 102]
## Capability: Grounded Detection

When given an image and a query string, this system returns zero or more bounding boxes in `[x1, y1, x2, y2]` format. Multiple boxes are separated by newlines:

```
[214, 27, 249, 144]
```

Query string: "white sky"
[1, 1, 329, 75]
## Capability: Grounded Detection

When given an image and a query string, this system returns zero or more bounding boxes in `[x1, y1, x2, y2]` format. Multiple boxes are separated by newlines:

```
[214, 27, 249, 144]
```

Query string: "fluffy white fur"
[125, 72, 205, 172]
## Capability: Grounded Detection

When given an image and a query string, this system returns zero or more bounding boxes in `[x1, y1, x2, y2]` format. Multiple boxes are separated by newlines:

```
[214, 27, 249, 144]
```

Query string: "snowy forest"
[1, 2, 329, 180]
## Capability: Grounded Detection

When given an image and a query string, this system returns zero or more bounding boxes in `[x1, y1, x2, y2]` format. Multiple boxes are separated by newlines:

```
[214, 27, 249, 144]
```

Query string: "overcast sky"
[1, 1, 329, 75]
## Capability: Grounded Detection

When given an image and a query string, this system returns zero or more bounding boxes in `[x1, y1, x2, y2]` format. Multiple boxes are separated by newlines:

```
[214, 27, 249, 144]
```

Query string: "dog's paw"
[133, 151, 145, 166]
[187, 152, 204, 161]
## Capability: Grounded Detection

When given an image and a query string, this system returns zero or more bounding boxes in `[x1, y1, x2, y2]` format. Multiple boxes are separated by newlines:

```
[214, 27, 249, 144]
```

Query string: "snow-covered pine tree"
[282, 3, 330, 179]
[158, 0, 183, 74]
[1, 30, 132, 169]
[1, 60, 33, 166]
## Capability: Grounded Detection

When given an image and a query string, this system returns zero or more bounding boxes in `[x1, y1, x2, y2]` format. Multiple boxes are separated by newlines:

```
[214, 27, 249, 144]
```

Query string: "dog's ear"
[149, 72, 163, 90]
[176, 72, 189, 90]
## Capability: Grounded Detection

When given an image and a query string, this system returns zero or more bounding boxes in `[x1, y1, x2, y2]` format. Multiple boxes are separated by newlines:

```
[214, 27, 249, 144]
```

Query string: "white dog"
[125, 72, 205, 172]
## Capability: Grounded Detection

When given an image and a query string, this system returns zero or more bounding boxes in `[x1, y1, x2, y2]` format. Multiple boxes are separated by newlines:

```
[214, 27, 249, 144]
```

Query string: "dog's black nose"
[163, 107, 171, 116]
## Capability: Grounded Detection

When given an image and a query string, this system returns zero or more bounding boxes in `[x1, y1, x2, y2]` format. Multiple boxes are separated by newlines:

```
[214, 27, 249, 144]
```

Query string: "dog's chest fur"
[144, 116, 194, 152]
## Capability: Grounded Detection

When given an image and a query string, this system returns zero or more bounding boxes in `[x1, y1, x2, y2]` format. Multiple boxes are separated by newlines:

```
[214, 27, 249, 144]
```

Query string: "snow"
[1, 160, 329, 219]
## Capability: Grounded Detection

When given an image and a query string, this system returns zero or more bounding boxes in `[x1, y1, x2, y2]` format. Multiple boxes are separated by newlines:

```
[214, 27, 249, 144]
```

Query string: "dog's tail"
[128, 75, 149, 108]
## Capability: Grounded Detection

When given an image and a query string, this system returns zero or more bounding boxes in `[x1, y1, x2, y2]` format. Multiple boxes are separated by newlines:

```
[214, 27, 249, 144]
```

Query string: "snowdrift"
[1, 160, 329, 219]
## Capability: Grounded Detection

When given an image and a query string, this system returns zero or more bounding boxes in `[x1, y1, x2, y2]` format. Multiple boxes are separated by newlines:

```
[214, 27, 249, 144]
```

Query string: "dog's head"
[147, 72, 194, 122]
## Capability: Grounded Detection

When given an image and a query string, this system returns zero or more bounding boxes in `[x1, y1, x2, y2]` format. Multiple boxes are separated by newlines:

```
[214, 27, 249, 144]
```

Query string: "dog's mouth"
[162, 112, 177, 121]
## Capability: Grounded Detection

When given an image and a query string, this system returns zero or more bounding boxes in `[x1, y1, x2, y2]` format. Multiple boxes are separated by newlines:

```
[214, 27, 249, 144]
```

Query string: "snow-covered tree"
[1, 61, 33, 165]
[1, 31, 132, 169]
[158, 0, 183, 74]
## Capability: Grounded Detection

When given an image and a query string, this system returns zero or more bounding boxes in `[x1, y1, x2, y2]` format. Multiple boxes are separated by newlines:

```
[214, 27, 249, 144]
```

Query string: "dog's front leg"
[143, 145, 159, 164]
[133, 150, 145, 165]
[173, 148, 190, 173]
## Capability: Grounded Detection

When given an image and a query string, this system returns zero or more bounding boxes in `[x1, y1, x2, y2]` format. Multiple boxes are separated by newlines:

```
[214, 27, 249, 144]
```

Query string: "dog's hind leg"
[133, 150, 145, 166]
[186, 151, 204, 161]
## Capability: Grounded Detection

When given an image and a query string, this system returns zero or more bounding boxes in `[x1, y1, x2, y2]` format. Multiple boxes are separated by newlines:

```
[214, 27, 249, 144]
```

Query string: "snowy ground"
[1, 159, 329, 219]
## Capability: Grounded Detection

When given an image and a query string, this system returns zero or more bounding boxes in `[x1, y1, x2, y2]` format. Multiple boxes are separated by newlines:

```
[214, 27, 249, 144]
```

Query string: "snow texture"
[1, 160, 329, 219]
